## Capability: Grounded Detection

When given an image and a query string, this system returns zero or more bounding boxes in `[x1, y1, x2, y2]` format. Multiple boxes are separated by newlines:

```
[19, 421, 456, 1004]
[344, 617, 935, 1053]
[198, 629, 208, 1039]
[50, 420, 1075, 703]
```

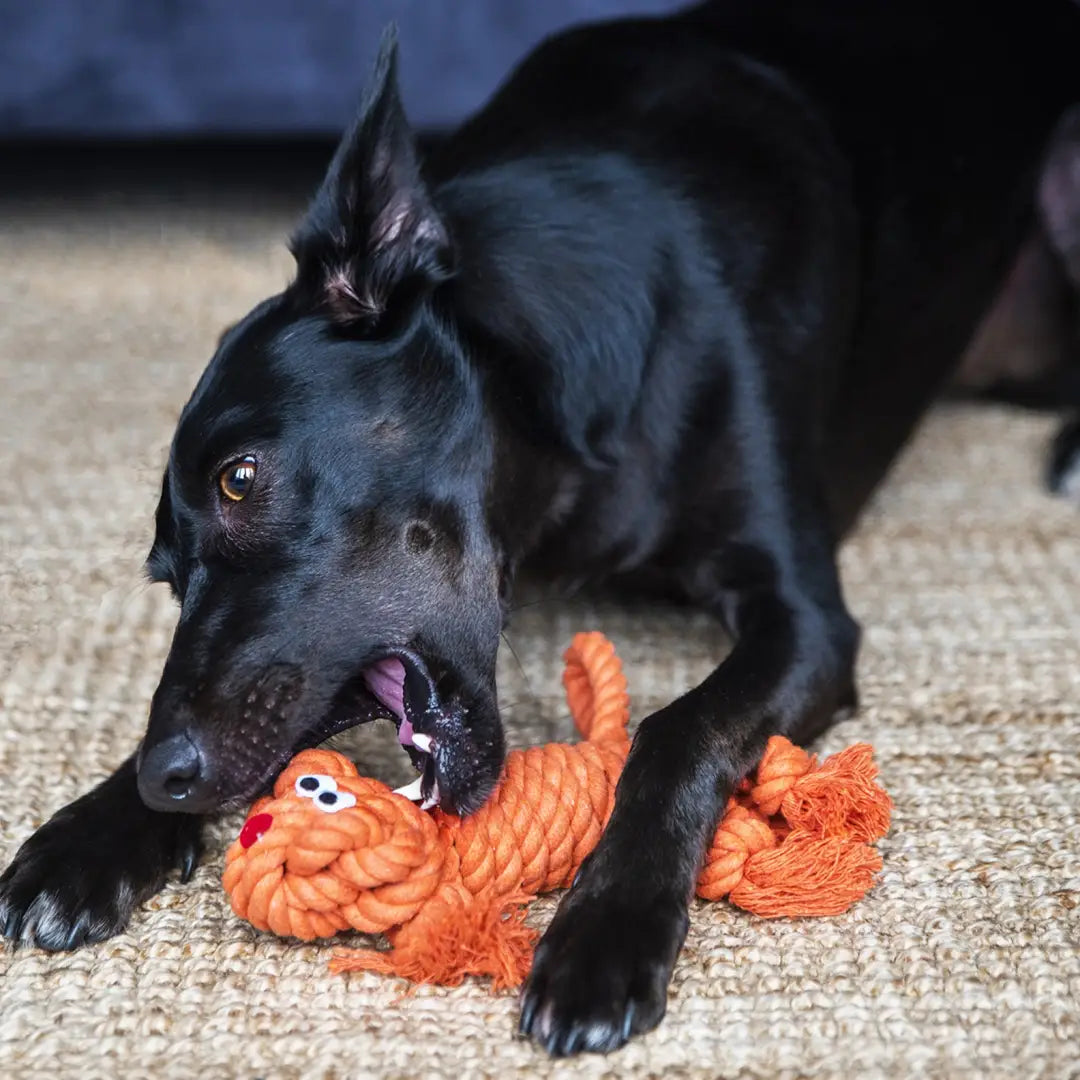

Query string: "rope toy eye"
[291, 774, 358, 813]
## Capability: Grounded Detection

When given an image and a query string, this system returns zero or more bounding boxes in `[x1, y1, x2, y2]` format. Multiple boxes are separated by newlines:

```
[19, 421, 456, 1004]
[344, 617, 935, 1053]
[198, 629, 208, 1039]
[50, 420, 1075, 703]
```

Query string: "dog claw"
[518, 990, 539, 1036]
[2, 904, 24, 946]
[62, 913, 91, 952]
[179, 836, 202, 884]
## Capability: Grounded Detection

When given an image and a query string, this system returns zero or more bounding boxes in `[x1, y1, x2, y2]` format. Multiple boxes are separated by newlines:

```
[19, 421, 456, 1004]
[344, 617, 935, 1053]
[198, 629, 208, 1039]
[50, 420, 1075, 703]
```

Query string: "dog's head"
[139, 30, 508, 817]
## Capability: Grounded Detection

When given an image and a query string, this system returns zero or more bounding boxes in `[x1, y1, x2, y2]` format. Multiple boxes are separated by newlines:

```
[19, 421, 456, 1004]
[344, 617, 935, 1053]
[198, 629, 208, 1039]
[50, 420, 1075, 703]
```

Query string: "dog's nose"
[137, 732, 212, 812]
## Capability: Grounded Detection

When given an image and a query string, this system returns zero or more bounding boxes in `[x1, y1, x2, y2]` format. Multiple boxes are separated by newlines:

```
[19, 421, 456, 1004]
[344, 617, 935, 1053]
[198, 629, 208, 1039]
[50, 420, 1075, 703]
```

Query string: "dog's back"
[423, 0, 1080, 535]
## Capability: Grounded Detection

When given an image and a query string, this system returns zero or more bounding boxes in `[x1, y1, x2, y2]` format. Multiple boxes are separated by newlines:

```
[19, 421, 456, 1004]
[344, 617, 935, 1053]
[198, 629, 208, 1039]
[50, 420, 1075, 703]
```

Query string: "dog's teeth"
[392, 776, 425, 802]
[420, 779, 441, 811]
[412, 733, 433, 753]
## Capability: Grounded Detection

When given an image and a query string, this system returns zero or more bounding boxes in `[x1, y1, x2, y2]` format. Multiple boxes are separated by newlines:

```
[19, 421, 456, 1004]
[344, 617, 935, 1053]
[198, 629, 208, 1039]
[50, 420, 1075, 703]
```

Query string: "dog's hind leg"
[1039, 105, 1080, 498]
[953, 228, 1078, 408]
[954, 104, 1080, 501]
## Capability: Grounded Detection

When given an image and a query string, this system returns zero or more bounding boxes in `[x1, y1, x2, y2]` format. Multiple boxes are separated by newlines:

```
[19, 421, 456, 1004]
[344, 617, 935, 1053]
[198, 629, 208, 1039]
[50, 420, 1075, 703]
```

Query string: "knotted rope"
[223, 631, 891, 987]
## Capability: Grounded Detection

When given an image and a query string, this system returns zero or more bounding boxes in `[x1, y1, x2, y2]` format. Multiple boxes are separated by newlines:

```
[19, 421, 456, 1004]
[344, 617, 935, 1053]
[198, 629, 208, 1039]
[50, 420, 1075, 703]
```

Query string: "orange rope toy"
[223, 632, 891, 989]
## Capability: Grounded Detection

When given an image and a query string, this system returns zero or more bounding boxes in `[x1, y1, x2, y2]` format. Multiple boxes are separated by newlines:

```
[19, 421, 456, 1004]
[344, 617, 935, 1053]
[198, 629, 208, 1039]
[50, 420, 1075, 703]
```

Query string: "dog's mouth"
[297, 648, 449, 809]
[362, 652, 444, 809]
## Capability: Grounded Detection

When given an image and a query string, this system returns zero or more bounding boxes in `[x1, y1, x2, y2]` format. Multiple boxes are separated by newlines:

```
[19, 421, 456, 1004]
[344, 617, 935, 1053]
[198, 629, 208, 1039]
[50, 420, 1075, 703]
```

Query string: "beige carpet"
[1, 180, 1078, 1080]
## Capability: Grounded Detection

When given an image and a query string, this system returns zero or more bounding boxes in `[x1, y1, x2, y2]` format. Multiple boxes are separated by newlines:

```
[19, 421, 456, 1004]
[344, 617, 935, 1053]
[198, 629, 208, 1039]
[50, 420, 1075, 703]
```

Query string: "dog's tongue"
[363, 658, 410, 741]
[363, 658, 419, 746]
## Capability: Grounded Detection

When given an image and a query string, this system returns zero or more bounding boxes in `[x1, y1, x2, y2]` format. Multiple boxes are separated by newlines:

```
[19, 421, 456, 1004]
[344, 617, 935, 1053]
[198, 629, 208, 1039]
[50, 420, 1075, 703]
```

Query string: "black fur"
[3, 0, 1080, 1056]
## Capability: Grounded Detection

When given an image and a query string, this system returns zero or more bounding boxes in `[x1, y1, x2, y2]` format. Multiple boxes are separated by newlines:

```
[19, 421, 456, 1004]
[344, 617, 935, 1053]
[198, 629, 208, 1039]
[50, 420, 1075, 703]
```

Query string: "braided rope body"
[223, 630, 891, 976]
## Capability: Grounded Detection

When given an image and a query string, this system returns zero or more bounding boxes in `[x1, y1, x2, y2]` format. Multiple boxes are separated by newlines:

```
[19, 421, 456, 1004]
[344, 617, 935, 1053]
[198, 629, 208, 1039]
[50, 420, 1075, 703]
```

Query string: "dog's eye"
[219, 456, 257, 502]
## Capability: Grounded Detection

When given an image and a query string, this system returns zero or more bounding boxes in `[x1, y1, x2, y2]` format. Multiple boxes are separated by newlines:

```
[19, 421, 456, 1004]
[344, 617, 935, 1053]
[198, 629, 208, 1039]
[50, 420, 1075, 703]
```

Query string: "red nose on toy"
[239, 812, 274, 849]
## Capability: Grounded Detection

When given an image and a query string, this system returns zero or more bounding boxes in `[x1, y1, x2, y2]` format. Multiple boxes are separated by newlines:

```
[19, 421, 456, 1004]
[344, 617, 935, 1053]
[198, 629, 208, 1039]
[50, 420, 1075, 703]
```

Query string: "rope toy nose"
[223, 631, 891, 988]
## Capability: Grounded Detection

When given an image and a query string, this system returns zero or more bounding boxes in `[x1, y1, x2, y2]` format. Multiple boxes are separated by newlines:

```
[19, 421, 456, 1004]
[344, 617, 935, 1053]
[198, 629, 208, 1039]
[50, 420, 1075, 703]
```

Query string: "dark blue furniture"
[2, 1, 687, 136]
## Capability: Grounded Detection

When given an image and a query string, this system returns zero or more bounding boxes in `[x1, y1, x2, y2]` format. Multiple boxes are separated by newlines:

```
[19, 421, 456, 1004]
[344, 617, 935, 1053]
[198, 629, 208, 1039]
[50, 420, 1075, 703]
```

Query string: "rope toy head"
[223, 749, 447, 942]
[223, 632, 892, 987]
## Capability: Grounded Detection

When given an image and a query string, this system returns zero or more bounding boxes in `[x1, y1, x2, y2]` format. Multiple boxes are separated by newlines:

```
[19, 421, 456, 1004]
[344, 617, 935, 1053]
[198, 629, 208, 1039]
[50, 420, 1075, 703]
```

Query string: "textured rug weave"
[1, 185, 1078, 1080]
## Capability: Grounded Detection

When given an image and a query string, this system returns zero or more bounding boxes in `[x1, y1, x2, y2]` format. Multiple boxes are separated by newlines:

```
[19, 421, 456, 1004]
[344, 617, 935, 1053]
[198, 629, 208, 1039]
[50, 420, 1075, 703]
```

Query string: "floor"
[0, 147, 1077, 1079]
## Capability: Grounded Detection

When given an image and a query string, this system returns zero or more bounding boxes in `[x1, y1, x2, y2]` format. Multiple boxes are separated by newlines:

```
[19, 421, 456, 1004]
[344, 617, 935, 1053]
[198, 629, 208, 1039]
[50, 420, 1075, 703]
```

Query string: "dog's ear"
[291, 25, 452, 330]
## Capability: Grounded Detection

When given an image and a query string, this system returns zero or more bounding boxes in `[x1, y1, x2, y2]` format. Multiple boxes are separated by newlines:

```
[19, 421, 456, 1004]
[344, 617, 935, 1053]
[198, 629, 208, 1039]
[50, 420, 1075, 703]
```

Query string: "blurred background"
[1, 0, 685, 198]
[2, 0, 691, 135]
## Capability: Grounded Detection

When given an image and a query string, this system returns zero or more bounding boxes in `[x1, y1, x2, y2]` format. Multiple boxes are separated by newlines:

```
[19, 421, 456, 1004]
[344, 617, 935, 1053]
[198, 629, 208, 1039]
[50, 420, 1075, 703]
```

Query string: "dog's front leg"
[0, 753, 203, 949]
[519, 583, 859, 1055]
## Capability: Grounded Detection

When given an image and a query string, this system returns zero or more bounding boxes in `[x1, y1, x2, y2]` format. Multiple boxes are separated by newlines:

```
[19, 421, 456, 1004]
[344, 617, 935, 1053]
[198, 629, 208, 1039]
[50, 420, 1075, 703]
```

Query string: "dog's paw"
[0, 791, 202, 951]
[518, 886, 688, 1056]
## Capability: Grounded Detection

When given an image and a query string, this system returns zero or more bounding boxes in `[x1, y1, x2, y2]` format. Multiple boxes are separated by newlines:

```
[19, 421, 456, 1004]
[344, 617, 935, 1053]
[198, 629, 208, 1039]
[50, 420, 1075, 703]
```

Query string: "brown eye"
[219, 457, 257, 502]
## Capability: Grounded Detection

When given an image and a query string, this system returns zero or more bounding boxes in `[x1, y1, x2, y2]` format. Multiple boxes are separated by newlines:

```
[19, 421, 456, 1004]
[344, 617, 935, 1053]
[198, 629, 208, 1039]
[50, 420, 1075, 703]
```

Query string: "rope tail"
[562, 631, 631, 751]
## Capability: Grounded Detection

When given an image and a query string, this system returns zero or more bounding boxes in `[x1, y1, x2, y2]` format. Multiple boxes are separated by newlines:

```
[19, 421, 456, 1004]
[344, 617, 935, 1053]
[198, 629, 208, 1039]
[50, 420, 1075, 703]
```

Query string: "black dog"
[3, 0, 1080, 1057]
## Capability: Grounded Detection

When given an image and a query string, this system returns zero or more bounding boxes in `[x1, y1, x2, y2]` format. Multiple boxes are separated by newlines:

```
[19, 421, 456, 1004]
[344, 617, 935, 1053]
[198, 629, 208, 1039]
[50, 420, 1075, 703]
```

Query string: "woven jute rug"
[1, 184, 1077, 1080]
